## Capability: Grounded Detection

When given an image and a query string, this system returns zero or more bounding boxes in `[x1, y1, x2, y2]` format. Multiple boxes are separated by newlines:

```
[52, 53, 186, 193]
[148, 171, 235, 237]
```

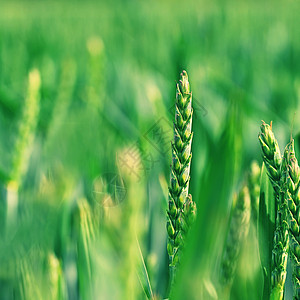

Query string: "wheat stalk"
[219, 185, 251, 296]
[284, 139, 300, 299]
[166, 71, 196, 285]
[259, 121, 289, 300]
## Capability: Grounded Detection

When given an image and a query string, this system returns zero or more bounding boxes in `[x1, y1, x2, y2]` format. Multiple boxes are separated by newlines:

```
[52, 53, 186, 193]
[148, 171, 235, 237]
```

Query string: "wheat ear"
[166, 71, 196, 279]
[220, 185, 251, 294]
[6, 69, 41, 231]
[271, 152, 289, 300]
[259, 122, 289, 299]
[10, 69, 41, 186]
[284, 140, 300, 299]
[258, 121, 282, 193]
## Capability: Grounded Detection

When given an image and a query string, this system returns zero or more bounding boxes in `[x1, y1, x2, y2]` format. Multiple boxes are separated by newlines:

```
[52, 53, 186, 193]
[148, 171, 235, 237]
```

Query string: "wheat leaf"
[136, 237, 154, 300]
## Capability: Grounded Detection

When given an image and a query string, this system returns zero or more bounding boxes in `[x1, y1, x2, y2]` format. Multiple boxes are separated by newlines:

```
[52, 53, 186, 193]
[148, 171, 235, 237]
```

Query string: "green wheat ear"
[258, 121, 282, 194]
[285, 140, 300, 299]
[11, 69, 41, 187]
[6, 69, 41, 231]
[166, 70, 196, 285]
[259, 121, 289, 300]
[219, 185, 251, 296]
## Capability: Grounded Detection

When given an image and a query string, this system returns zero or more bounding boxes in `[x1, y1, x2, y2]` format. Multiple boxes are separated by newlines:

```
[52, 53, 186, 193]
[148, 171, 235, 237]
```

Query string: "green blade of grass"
[136, 237, 154, 300]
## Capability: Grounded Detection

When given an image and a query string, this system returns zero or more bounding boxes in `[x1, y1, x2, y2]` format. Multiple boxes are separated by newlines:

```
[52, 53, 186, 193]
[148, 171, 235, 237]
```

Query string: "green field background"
[0, 1, 299, 299]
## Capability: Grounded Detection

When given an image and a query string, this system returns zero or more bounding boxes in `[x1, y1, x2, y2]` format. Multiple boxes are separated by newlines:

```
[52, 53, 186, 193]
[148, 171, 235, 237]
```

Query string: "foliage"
[0, 1, 299, 299]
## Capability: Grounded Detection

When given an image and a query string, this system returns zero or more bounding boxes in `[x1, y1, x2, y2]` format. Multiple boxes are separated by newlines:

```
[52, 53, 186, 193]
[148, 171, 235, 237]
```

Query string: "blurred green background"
[0, 0, 299, 299]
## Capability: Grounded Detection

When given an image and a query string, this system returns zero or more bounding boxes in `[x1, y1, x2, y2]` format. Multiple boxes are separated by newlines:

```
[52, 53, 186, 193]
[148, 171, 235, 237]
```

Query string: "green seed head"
[259, 121, 282, 169]
[178, 70, 190, 95]
[219, 185, 250, 288]
[167, 71, 195, 274]
[260, 122, 275, 148]
[283, 138, 300, 298]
